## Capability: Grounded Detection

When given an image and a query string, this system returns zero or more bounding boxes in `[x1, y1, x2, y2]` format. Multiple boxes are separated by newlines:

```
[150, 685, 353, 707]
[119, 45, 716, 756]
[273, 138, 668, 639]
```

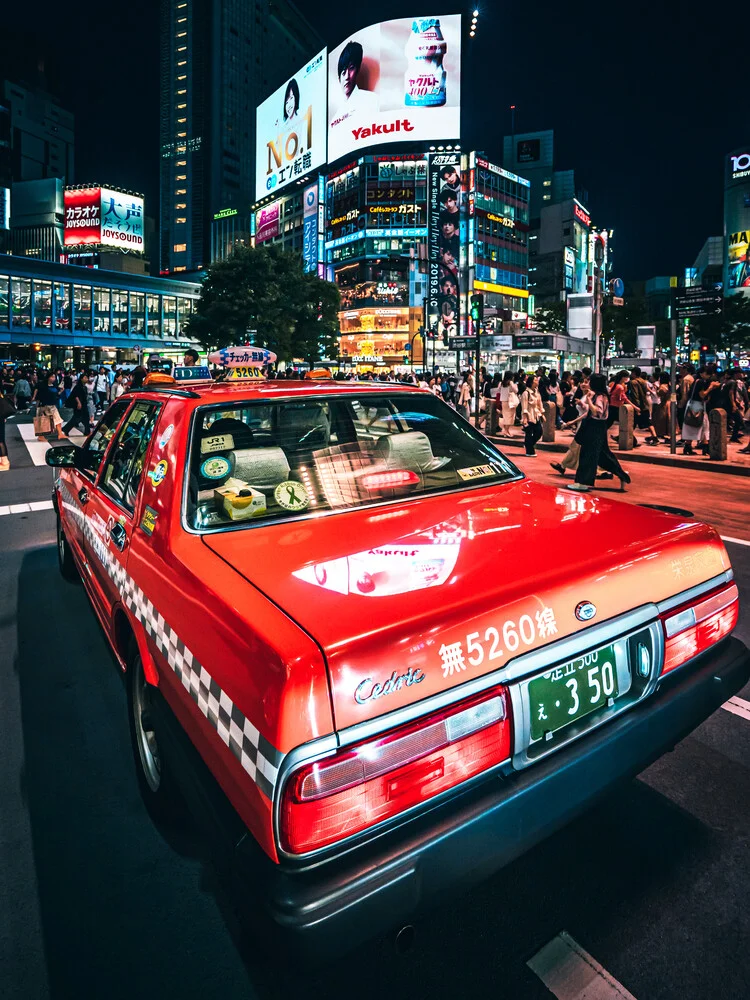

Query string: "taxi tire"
[127, 646, 185, 825]
[56, 513, 78, 582]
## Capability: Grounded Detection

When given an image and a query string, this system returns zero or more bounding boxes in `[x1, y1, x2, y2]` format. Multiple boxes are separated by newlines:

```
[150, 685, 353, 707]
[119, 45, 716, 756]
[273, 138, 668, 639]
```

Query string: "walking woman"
[681, 369, 713, 456]
[567, 374, 630, 492]
[520, 374, 544, 457]
[0, 385, 15, 471]
[607, 370, 629, 438]
[498, 371, 520, 436]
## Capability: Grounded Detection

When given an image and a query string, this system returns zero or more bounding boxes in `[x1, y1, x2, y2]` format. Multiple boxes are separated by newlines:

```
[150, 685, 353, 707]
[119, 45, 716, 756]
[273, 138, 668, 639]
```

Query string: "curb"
[488, 435, 750, 478]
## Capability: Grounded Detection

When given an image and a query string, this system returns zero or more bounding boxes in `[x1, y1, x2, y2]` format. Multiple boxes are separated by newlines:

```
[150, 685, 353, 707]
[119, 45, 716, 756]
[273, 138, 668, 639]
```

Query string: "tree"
[186, 244, 340, 363]
[533, 301, 566, 332]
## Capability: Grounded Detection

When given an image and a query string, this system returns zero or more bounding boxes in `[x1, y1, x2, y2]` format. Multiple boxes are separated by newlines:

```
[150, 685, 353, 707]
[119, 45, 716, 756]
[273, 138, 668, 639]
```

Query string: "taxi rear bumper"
[157, 636, 750, 958]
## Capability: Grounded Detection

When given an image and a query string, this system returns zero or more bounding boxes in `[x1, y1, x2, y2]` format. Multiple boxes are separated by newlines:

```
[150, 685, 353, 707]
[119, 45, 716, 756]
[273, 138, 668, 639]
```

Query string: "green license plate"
[528, 644, 618, 743]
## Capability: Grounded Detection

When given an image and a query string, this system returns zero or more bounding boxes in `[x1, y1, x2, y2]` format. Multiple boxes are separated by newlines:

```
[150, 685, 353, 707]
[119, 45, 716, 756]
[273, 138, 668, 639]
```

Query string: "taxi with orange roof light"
[45, 348, 750, 956]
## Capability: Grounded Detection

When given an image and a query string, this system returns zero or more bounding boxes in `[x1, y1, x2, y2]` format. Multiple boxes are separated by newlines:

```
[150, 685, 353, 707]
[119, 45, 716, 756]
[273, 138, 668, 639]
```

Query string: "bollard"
[488, 402, 500, 436]
[709, 408, 727, 461]
[618, 403, 635, 451]
[542, 402, 556, 442]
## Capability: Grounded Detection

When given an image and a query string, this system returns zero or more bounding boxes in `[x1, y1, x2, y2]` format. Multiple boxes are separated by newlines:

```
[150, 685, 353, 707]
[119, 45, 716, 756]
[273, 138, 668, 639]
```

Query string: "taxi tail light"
[660, 583, 739, 674]
[279, 686, 511, 855]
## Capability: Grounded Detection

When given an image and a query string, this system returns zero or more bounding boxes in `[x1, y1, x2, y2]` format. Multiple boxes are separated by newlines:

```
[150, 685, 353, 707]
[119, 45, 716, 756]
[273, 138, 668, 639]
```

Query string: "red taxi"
[46, 364, 749, 954]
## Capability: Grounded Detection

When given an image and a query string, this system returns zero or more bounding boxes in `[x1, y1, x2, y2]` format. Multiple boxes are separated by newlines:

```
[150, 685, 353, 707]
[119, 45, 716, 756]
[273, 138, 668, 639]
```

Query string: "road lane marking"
[528, 931, 637, 1000]
[721, 535, 750, 548]
[0, 501, 54, 517]
[722, 696, 750, 722]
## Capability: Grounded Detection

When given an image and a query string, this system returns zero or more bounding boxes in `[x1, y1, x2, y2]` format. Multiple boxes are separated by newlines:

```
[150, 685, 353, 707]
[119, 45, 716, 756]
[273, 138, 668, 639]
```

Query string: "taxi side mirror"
[45, 444, 90, 470]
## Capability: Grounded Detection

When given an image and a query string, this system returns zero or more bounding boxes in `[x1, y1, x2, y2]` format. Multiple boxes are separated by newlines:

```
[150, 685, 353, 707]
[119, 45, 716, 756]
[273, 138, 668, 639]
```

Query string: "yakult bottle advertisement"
[328, 15, 462, 164]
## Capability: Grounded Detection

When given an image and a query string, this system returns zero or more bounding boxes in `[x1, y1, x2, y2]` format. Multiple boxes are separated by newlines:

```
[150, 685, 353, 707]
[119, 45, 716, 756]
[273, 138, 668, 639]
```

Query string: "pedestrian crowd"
[0, 363, 149, 471]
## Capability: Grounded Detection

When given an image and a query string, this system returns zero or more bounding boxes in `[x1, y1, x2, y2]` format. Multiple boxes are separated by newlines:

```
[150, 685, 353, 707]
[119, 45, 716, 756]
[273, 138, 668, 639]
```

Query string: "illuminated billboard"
[99, 188, 144, 250]
[64, 186, 144, 251]
[328, 15, 462, 164]
[255, 49, 327, 202]
[255, 201, 280, 244]
[64, 187, 102, 246]
[725, 149, 750, 295]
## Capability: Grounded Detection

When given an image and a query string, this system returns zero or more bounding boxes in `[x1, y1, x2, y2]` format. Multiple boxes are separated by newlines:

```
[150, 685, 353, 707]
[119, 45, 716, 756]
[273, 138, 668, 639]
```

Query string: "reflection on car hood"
[202, 479, 730, 731]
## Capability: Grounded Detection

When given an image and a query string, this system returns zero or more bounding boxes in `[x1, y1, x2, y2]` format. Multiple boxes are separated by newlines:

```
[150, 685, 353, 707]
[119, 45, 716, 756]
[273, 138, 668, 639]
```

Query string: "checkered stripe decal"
[58, 481, 282, 799]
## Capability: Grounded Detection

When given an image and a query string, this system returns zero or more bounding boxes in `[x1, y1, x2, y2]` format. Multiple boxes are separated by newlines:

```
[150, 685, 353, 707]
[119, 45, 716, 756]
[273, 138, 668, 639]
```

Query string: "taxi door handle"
[78, 487, 89, 505]
[109, 522, 128, 552]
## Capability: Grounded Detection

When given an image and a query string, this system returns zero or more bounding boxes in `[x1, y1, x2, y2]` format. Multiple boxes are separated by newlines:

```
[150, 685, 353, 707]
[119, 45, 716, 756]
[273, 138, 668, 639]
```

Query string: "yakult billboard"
[255, 49, 327, 202]
[328, 15, 461, 164]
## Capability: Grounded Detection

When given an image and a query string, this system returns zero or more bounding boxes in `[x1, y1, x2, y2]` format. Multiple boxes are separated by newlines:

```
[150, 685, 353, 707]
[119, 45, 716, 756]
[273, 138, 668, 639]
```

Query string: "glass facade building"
[0, 255, 200, 366]
[159, 0, 320, 276]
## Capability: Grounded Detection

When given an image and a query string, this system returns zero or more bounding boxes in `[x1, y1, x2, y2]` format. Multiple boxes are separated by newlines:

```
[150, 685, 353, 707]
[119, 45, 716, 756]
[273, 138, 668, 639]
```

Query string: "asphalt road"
[1, 424, 749, 1000]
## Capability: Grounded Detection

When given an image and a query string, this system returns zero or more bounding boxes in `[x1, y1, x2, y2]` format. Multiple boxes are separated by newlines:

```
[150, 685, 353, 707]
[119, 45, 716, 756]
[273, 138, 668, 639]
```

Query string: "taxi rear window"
[185, 393, 519, 530]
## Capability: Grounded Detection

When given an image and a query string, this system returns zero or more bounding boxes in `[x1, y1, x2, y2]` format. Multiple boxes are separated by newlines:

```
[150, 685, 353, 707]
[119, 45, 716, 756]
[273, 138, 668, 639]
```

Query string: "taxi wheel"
[56, 514, 78, 582]
[127, 648, 184, 823]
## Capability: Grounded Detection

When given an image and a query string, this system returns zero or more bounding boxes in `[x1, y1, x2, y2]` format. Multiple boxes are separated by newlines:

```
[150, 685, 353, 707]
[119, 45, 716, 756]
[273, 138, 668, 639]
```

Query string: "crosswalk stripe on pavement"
[0, 500, 55, 517]
[16, 423, 84, 466]
[528, 931, 637, 1000]
[722, 696, 750, 722]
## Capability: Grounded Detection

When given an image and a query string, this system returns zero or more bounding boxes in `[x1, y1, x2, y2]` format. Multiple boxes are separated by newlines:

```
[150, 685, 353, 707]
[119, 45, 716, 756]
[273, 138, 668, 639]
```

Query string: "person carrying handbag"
[681, 369, 713, 455]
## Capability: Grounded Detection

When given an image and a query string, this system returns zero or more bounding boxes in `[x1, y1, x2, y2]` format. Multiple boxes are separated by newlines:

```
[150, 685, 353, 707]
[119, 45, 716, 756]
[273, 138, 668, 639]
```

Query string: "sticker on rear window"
[274, 480, 310, 511]
[457, 464, 496, 481]
[200, 433, 234, 454]
[158, 423, 174, 448]
[201, 456, 232, 480]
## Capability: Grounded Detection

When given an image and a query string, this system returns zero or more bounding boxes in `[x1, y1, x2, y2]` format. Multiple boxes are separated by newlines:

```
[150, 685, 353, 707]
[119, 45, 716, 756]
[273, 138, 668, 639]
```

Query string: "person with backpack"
[681, 367, 714, 456]
[61, 373, 93, 437]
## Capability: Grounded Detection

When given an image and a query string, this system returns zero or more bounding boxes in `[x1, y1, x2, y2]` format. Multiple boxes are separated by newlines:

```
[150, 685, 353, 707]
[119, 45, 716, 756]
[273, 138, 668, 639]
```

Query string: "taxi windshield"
[185, 392, 520, 530]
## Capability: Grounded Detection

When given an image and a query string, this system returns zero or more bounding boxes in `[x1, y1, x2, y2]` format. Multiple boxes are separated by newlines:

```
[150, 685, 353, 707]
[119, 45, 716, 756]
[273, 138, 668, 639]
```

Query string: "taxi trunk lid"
[202, 478, 730, 732]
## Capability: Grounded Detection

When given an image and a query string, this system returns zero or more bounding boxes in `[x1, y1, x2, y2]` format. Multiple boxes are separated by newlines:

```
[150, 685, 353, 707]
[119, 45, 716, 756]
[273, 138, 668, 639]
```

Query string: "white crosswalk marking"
[16, 423, 84, 466]
[722, 696, 750, 722]
[0, 500, 54, 517]
[528, 931, 637, 1000]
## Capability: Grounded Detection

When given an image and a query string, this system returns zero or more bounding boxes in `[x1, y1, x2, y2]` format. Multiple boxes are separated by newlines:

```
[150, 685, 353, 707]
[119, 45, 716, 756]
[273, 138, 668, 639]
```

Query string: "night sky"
[1, 1, 741, 281]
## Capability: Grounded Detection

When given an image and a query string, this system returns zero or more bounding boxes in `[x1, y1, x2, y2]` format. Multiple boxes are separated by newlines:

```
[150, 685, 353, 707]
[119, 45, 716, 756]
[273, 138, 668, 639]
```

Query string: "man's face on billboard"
[443, 194, 458, 213]
[443, 169, 459, 186]
[442, 220, 457, 239]
[340, 63, 358, 98]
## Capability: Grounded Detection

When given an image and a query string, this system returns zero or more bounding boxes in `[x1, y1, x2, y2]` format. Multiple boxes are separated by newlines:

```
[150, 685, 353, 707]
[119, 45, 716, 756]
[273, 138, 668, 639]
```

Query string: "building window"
[175, 217, 187, 224]
[177, 75, 187, 81]
[177, 60, 187, 66]
[94, 288, 111, 332]
[176, 160, 186, 166]
[175, 189, 187, 195]
[177, 103, 187, 109]
[175, 174, 187, 180]
[542, 180, 551, 187]
[174, 243, 187, 252]
[176, 32, 187, 38]
[176, 132, 187, 138]
[176, 89, 187, 95]
[175, 203, 187, 209]
[174, 266, 187, 272]
[177, 46, 187, 52]
[177, 117, 187, 124]
[177, 16, 187, 22]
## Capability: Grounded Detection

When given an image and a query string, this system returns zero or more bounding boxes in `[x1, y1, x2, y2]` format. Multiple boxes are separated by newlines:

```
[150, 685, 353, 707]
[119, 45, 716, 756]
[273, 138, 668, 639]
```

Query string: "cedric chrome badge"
[575, 601, 597, 622]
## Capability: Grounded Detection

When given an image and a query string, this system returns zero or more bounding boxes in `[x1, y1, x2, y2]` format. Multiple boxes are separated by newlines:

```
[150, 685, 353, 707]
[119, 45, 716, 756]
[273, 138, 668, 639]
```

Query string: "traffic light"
[470, 293, 484, 326]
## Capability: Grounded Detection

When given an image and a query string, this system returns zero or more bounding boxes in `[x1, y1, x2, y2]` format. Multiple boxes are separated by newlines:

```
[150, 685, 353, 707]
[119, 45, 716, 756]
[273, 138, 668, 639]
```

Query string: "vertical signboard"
[428, 152, 463, 342]
[725, 150, 750, 295]
[302, 183, 318, 273]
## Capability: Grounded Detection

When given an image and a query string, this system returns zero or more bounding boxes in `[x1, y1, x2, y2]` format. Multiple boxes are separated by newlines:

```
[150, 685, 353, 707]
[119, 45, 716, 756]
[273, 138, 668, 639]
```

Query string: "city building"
[724, 147, 750, 297]
[0, 254, 200, 367]
[159, 0, 321, 276]
[3, 79, 74, 183]
[323, 152, 430, 370]
[502, 130, 588, 225]
[9, 178, 64, 261]
[528, 198, 592, 304]
[0, 96, 10, 253]
[644, 276, 677, 321]
[689, 237, 722, 290]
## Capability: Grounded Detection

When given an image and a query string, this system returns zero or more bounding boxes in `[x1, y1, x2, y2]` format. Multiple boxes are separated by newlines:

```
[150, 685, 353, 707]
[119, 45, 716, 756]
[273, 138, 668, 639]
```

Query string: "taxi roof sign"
[208, 346, 277, 368]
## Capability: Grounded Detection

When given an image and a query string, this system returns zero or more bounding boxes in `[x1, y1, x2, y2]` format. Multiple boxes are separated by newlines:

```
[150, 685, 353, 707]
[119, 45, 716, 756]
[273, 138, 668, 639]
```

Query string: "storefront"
[0, 254, 201, 366]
